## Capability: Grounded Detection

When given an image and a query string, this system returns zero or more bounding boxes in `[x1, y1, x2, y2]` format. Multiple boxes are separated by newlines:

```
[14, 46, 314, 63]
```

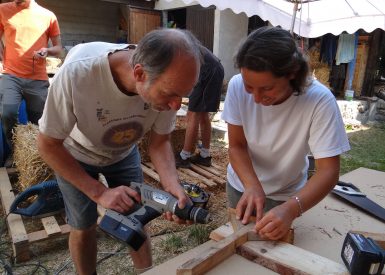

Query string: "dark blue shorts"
[57, 145, 143, 229]
[188, 63, 224, 112]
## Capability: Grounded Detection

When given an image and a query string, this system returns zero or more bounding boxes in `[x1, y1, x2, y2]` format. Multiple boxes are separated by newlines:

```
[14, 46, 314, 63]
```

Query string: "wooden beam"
[226, 208, 294, 243]
[238, 241, 348, 275]
[141, 163, 160, 182]
[179, 168, 215, 187]
[41, 216, 61, 237]
[193, 164, 226, 180]
[190, 164, 226, 185]
[0, 168, 30, 262]
[28, 224, 71, 243]
[177, 223, 254, 274]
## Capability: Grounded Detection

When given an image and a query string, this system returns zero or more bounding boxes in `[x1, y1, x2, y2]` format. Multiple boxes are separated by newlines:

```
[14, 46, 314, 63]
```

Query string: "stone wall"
[337, 97, 385, 126]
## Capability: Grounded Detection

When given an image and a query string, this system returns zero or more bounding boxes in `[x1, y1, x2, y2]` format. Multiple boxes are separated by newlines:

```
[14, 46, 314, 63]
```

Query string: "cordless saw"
[99, 181, 211, 251]
[9, 180, 64, 218]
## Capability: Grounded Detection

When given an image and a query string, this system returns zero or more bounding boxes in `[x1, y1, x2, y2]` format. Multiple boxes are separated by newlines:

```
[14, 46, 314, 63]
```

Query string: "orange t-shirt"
[0, 2, 60, 80]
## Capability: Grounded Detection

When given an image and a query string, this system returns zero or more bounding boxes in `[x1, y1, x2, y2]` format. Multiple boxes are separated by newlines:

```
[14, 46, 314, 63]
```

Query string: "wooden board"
[239, 241, 348, 275]
[176, 224, 253, 274]
[211, 208, 294, 244]
[0, 167, 29, 262]
[142, 161, 226, 189]
[192, 164, 226, 180]
[143, 240, 277, 275]
[190, 164, 226, 185]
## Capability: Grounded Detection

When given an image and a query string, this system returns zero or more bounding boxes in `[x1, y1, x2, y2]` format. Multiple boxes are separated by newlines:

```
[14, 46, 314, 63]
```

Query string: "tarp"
[163, 0, 385, 38]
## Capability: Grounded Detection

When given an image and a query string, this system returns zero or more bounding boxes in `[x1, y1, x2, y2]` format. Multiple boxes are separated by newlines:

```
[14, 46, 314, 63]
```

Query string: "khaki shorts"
[226, 181, 284, 213]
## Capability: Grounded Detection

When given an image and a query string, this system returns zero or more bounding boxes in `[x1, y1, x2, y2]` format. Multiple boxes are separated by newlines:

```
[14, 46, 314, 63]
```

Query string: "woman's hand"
[254, 200, 298, 240]
[236, 185, 266, 225]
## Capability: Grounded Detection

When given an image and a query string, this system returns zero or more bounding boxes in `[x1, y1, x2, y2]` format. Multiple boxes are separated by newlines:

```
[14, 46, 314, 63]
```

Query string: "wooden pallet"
[141, 161, 227, 188]
[0, 168, 70, 262]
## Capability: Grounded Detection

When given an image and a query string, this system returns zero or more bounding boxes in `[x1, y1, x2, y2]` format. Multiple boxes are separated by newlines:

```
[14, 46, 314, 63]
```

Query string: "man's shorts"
[57, 145, 143, 229]
[226, 181, 284, 213]
[188, 62, 224, 112]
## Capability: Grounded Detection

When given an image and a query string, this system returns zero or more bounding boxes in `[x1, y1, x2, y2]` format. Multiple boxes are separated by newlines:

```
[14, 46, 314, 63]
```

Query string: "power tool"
[341, 232, 385, 275]
[180, 181, 210, 209]
[99, 181, 211, 251]
[9, 180, 64, 218]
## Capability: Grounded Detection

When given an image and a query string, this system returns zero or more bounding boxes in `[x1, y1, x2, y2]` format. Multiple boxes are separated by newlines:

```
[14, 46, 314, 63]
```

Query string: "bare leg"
[130, 228, 153, 270]
[199, 112, 212, 150]
[69, 224, 97, 275]
[182, 111, 200, 153]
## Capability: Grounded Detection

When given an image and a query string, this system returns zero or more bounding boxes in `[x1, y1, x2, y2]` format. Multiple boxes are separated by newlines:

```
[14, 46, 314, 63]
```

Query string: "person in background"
[37, 28, 201, 275]
[0, 0, 62, 167]
[175, 46, 224, 168]
[222, 26, 350, 240]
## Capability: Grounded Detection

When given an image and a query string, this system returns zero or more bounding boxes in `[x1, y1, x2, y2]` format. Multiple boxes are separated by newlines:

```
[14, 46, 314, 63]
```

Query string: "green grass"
[159, 233, 184, 254]
[340, 125, 385, 175]
[187, 224, 211, 246]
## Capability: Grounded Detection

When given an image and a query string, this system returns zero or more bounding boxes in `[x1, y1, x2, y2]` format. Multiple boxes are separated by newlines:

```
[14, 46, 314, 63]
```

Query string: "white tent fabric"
[163, 0, 385, 38]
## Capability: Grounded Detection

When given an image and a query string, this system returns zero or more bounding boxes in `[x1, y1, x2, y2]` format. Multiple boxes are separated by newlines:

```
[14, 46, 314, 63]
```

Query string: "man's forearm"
[47, 45, 63, 57]
[37, 133, 106, 201]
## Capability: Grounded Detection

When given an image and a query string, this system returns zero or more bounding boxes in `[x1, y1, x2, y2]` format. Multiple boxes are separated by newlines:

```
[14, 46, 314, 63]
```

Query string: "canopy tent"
[163, 0, 385, 38]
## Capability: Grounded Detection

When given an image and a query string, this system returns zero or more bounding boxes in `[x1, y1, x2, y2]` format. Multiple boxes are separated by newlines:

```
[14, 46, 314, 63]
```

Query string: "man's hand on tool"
[254, 203, 296, 240]
[163, 184, 193, 224]
[236, 185, 266, 225]
[96, 185, 141, 214]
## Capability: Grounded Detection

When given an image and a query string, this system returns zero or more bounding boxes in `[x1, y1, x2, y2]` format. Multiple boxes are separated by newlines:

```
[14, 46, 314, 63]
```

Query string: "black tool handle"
[131, 205, 162, 226]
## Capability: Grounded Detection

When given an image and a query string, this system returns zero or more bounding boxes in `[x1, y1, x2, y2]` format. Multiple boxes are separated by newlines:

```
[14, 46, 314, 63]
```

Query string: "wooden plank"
[179, 168, 216, 187]
[238, 241, 348, 275]
[143, 240, 278, 275]
[28, 224, 71, 243]
[224, 208, 294, 244]
[193, 164, 226, 180]
[177, 224, 254, 274]
[41, 216, 62, 236]
[0, 167, 30, 262]
[190, 164, 226, 185]
[209, 222, 233, 241]
[141, 164, 160, 182]
[210, 163, 225, 173]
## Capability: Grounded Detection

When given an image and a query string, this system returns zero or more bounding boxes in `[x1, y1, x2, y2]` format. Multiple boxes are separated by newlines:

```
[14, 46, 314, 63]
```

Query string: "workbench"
[144, 167, 385, 274]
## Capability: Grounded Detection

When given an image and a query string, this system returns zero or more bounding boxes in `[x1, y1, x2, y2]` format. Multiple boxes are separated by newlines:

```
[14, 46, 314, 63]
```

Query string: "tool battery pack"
[341, 232, 385, 275]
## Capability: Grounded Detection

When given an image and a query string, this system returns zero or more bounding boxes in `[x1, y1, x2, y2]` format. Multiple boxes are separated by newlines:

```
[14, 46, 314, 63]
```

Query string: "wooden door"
[352, 36, 369, 96]
[129, 8, 161, 44]
[186, 5, 214, 51]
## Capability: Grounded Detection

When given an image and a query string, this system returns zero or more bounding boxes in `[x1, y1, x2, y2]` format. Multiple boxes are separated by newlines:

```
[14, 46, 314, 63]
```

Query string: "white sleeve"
[38, 66, 77, 139]
[309, 92, 350, 158]
[221, 75, 243, 126]
[151, 110, 176, 135]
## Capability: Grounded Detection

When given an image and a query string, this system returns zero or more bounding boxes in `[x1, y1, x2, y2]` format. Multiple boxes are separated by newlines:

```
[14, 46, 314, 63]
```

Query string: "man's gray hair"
[130, 28, 202, 83]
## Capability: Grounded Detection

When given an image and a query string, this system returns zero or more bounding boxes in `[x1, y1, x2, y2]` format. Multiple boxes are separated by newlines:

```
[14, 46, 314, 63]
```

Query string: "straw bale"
[307, 49, 330, 89]
[13, 123, 54, 192]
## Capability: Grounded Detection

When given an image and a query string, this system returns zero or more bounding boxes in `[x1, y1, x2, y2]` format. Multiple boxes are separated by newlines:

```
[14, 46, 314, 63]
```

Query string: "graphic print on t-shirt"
[102, 121, 143, 148]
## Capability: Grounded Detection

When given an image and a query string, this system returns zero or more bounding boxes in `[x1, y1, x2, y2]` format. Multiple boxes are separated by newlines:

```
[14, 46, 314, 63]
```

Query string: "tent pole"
[290, 2, 298, 36]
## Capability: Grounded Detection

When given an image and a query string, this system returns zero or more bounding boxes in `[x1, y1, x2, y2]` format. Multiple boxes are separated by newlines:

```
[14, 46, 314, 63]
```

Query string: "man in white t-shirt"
[37, 29, 201, 275]
[222, 26, 350, 241]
